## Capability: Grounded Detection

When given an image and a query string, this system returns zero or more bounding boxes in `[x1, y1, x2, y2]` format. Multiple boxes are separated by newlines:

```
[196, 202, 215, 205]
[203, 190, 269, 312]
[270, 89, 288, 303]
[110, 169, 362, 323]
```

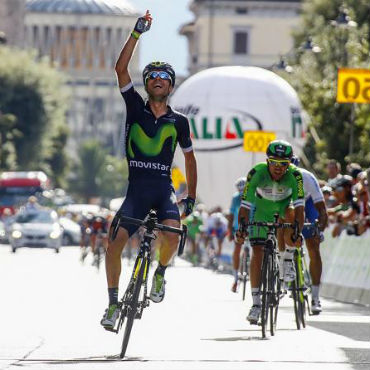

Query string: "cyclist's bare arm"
[184, 151, 197, 200]
[315, 200, 328, 230]
[115, 10, 152, 88]
[294, 205, 305, 233]
[227, 213, 234, 241]
[236, 207, 250, 243]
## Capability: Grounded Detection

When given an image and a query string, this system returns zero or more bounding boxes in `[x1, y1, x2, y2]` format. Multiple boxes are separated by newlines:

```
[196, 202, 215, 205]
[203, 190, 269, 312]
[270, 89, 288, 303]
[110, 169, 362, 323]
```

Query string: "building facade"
[180, 0, 302, 75]
[22, 0, 140, 154]
[0, 0, 26, 46]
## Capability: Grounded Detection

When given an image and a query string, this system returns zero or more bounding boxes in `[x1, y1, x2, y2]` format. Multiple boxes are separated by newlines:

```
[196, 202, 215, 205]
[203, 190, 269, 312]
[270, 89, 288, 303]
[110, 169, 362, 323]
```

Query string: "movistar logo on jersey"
[128, 123, 177, 158]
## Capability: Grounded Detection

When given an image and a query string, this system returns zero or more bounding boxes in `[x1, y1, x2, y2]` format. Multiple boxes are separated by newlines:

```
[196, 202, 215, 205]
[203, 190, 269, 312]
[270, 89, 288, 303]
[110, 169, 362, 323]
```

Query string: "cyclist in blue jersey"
[291, 156, 328, 314]
[228, 177, 246, 292]
[101, 11, 197, 329]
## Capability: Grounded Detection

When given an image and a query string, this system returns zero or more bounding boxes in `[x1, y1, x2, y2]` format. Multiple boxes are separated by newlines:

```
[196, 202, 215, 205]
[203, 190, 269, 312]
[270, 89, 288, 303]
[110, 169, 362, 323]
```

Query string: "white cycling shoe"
[311, 299, 322, 315]
[150, 273, 166, 303]
[247, 305, 261, 325]
[100, 304, 120, 328]
[283, 259, 296, 282]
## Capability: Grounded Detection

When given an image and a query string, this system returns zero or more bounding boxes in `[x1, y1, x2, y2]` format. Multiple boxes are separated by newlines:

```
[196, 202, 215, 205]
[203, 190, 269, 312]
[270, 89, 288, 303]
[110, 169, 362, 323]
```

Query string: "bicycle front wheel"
[260, 253, 271, 338]
[120, 257, 146, 358]
[269, 256, 280, 336]
[291, 278, 301, 330]
[295, 256, 307, 328]
[241, 250, 248, 301]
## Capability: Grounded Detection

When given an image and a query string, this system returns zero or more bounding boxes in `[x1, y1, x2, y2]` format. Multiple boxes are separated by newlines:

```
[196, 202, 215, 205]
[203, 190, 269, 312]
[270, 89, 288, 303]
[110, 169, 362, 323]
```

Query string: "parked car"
[59, 217, 81, 245]
[9, 209, 62, 253]
[0, 221, 7, 244]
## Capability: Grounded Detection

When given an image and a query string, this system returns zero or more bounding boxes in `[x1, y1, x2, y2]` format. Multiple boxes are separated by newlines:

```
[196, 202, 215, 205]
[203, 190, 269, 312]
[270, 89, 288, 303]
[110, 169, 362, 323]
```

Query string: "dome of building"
[26, 0, 137, 15]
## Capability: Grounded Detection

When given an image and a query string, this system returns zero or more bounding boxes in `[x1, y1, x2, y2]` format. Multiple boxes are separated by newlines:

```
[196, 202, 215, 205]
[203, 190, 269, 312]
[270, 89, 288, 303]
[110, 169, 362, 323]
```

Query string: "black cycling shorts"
[116, 180, 180, 237]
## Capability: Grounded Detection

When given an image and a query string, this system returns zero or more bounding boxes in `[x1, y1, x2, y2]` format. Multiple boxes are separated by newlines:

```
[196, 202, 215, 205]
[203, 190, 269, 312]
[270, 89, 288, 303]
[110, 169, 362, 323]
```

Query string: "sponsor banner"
[321, 227, 370, 304]
[337, 68, 370, 104]
[171, 66, 305, 209]
[243, 131, 276, 153]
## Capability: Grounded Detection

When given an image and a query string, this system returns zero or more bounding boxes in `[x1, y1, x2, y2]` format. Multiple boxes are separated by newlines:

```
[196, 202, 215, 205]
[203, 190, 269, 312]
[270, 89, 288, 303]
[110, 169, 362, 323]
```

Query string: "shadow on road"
[307, 321, 370, 342]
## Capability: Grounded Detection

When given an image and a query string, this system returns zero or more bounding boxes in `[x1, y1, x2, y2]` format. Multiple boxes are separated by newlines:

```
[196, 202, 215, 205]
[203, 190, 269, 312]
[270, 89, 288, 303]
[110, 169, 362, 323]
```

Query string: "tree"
[69, 139, 128, 204]
[0, 46, 69, 180]
[0, 112, 19, 170]
[281, 0, 370, 176]
[45, 125, 70, 188]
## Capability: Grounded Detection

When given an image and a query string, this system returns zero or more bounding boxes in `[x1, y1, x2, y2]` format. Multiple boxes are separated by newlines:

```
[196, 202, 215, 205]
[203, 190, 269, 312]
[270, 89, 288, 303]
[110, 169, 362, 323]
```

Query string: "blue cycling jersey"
[229, 192, 241, 231]
[120, 83, 193, 182]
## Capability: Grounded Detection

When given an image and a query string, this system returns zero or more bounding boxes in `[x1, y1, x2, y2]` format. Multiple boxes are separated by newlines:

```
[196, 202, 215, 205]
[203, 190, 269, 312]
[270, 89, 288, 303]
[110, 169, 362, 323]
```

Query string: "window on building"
[236, 8, 248, 14]
[234, 31, 248, 54]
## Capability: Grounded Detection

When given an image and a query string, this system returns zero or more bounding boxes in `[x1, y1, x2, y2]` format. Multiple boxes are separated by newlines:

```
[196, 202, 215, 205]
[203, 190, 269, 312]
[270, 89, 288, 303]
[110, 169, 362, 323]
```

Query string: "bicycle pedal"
[103, 326, 118, 334]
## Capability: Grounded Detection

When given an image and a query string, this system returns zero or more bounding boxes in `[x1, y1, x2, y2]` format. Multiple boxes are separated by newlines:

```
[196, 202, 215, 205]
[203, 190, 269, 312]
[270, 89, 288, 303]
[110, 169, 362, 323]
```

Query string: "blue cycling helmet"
[142, 61, 176, 87]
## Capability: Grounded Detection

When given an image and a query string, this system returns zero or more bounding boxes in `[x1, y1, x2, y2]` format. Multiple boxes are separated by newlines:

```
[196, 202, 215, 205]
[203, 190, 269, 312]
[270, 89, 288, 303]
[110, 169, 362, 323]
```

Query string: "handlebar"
[239, 217, 320, 239]
[120, 215, 185, 235]
[118, 212, 188, 256]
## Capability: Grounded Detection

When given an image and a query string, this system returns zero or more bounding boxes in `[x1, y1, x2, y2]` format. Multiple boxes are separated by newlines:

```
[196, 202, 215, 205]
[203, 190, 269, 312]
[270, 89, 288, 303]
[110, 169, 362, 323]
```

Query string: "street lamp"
[272, 56, 293, 73]
[330, 4, 358, 158]
[330, 5, 357, 28]
[301, 37, 322, 54]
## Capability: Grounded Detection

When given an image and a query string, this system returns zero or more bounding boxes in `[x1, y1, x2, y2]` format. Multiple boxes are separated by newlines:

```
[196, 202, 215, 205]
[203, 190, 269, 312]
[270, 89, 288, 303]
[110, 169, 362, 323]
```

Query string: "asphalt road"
[0, 245, 369, 370]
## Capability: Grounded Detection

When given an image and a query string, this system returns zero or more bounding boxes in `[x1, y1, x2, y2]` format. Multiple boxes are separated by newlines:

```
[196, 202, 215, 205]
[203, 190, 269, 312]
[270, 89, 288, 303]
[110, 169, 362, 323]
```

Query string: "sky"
[128, 0, 193, 76]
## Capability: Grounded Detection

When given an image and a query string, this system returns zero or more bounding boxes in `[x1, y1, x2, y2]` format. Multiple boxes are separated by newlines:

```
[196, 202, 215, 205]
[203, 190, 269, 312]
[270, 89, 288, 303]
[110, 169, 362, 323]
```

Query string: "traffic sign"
[243, 131, 277, 153]
[337, 68, 370, 104]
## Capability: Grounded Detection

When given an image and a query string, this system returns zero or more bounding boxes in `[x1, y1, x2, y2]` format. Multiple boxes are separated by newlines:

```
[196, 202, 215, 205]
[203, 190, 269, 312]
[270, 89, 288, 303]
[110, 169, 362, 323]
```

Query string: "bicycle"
[104, 210, 187, 359]
[239, 241, 251, 301]
[290, 221, 319, 329]
[241, 215, 298, 338]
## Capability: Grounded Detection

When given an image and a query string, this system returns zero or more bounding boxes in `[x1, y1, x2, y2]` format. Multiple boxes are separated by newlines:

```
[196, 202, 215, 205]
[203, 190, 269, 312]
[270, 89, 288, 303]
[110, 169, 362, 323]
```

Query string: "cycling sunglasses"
[268, 158, 290, 167]
[146, 71, 172, 82]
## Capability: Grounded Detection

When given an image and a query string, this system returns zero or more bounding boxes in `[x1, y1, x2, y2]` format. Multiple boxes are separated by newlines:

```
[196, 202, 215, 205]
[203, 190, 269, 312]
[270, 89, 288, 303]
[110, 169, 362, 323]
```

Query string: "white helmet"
[235, 177, 246, 193]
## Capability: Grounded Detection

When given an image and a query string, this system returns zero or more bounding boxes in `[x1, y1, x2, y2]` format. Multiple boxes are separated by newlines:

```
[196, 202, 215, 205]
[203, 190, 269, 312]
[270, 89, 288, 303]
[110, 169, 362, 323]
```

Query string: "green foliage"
[282, 0, 370, 176]
[0, 112, 18, 169]
[45, 125, 70, 188]
[70, 139, 128, 203]
[0, 46, 69, 181]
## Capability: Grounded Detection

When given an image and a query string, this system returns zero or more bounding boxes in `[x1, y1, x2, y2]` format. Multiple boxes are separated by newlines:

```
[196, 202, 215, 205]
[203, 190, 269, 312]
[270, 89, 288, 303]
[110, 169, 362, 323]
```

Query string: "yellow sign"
[337, 68, 370, 104]
[243, 131, 277, 153]
[171, 166, 186, 190]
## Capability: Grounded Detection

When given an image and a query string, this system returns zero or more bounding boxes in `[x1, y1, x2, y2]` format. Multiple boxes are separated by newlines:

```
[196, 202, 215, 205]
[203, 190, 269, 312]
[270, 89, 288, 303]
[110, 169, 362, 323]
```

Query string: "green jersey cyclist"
[236, 140, 305, 324]
[101, 11, 198, 329]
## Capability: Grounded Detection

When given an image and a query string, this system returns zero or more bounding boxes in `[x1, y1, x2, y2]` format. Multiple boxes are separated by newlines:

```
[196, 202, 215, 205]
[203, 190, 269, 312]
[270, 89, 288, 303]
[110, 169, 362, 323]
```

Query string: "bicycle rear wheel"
[291, 278, 301, 330]
[295, 256, 306, 328]
[260, 253, 271, 338]
[269, 256, 280, 336]
[120, 257, 146, 358]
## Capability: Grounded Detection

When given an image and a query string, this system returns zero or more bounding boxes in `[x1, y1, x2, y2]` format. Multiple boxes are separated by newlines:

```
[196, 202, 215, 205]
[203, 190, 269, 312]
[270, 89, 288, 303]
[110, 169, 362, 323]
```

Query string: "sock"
[312, 285, 320, 300]
[234, 270, 239, 283]
[277, 251, 284, 280]
[155, 263, 167, 277]
[284, 247, 297, 261]
[108, 287, 118, 306]
[251, 288, 261, 306]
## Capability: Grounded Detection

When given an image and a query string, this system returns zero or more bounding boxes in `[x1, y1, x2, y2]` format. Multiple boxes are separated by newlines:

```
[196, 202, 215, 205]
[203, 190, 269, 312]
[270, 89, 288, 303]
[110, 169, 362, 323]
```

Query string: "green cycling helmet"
[142, 61, 176, 87]
[266, 140, 293, 159]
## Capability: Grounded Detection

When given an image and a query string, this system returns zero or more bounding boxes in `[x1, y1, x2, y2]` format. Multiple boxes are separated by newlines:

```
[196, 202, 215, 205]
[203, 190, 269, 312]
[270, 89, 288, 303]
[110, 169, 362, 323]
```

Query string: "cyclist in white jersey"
[291, 157, 328, 314]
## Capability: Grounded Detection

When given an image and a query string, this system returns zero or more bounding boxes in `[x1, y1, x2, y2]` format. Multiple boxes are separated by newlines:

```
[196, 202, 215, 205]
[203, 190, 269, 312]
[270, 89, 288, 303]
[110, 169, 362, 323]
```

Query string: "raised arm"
[184, 150, 197, 201]
[115, 10, 152, 88]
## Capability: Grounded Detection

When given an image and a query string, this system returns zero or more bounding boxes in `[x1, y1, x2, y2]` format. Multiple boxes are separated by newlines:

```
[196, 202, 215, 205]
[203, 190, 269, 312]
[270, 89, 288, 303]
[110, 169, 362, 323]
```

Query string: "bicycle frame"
[105, 210, 187, 358]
